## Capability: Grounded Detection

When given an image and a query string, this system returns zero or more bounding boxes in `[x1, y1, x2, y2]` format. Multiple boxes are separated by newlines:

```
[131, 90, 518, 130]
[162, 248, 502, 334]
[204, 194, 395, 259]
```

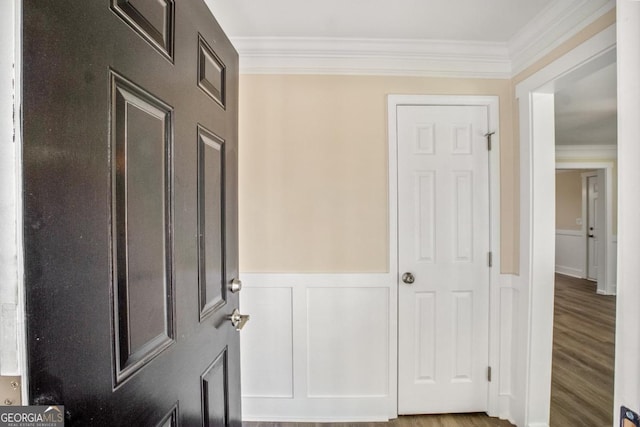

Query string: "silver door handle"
[402, 272, 415, 284]
[228, 308, 250, 331]
[229, 278, 243, 293]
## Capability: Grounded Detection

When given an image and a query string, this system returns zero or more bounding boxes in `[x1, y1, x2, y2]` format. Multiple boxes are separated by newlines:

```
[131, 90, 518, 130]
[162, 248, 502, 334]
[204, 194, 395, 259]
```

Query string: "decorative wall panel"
[240, 287, 293, 398]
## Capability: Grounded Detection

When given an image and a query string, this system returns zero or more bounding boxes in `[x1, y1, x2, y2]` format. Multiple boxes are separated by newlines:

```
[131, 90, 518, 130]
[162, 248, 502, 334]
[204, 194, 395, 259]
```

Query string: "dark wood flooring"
[550, 274, 616, 427]
[244, 274, 616, 427]
[244, 413, 513, 427]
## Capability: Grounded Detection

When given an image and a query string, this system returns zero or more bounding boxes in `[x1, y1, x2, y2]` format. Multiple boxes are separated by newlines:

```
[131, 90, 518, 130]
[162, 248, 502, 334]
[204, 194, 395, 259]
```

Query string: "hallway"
[550, 274, 616, 426]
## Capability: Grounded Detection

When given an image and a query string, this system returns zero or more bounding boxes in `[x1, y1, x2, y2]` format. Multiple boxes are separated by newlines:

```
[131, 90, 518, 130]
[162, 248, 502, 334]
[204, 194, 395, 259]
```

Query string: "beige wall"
[557, 159, 618, 233]
[238, 9, 616, 275]
[511, 9, 616, 86]
[556, 170, 586, 230]
[239, 75, 516, 273]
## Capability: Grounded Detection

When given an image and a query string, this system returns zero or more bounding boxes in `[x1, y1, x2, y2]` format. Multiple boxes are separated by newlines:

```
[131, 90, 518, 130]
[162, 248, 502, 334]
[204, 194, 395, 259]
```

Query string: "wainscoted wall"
[555, 229, 585, 278]
[240, 273, 517, 422]
[239, 273, 396, 421]
[554, 230, 618, 294]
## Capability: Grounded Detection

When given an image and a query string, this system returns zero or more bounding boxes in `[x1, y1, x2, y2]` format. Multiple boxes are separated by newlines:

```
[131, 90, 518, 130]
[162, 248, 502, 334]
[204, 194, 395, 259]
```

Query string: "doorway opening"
[515, 24, 616, 425]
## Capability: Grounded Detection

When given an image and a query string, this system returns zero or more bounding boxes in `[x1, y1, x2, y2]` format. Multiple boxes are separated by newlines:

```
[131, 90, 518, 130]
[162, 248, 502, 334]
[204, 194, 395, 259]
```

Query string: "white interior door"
[397, 105, 491, 414]
[586, 174, 599, 281]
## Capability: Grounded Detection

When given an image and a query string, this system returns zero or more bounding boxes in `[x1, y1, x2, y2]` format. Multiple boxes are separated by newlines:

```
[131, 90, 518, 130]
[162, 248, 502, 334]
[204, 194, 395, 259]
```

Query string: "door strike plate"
[0, 376, 22, 406]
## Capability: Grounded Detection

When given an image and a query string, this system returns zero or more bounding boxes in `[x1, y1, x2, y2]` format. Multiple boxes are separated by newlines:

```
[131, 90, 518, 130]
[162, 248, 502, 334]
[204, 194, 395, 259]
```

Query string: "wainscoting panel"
[239, 273, 395, 422]
[555, 230, 585, 278]
[240, 273, 515, 422]
[240, 287, 293, 398]
[306, 287, 389, 398]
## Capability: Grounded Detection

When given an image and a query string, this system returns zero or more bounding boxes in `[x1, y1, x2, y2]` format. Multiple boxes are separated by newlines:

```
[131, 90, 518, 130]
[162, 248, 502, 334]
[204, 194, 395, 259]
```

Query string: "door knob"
[402, 272, 415, 284]
[229, 278, 243, 293]
[228, 308, 250, 331]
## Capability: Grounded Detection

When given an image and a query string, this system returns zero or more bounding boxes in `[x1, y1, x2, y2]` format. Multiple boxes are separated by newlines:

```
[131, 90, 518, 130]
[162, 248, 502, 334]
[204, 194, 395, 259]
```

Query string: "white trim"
[615, 4, 640, 424]
[555, 144, 617, 160]
[555, 266, 584, 279]
[555, 229, 583, 237]
[233, 37, 511, 78]
[515, 25, 617, 98]
[387, 95, 502, 418]
[515, 23, 616, 427]
[228, 1, 613, 78]
[583, 171, 600, 283]
[509, 0, 615, 76]
[0, 0, 26, 403]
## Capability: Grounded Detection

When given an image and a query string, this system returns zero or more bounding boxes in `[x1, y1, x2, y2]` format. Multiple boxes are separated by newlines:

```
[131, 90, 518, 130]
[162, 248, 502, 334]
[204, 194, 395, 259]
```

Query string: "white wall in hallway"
[555, 230, 586, 278]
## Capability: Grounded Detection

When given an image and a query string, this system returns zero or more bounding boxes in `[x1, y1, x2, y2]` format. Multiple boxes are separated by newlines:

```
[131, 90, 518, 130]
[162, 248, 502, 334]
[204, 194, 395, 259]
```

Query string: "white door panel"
[397, 105, 490, 414]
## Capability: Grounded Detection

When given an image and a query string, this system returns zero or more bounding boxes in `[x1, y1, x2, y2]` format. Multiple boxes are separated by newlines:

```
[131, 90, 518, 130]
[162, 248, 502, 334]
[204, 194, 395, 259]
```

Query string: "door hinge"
[488, 251, 493, 267]
[487, 366, 492, 382]
[485, 131, 495, 151]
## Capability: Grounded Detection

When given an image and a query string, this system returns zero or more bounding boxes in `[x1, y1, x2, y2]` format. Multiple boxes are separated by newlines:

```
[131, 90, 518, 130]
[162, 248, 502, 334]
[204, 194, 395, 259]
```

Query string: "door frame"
[0, 0, 28, 404]
[514, 25, 615, 426]
[387, 95, 501, 416]
[583, 171, 599, 281]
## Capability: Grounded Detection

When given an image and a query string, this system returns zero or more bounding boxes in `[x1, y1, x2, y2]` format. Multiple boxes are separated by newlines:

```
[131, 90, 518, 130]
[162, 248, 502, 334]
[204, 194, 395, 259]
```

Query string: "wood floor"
[244, 413, 513, 427]
[550, 274, 616, 427]
[244, 273, 615, 427]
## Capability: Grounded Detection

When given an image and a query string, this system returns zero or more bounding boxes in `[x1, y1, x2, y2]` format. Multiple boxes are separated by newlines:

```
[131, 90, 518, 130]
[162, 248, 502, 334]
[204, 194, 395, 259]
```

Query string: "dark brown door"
[23, 1, 241, 425]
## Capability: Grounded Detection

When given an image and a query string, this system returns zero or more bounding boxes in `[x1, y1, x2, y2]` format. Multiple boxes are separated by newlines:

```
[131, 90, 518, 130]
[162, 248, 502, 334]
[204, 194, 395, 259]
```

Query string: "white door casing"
[586, 173, 599, 280]
[396, 103, 492, 414]
[515, 24, 615, 426]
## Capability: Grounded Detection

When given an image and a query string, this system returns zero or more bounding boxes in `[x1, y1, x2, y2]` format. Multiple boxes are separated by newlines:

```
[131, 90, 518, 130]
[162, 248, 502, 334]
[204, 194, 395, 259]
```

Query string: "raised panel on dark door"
[23, 1, 240, 425]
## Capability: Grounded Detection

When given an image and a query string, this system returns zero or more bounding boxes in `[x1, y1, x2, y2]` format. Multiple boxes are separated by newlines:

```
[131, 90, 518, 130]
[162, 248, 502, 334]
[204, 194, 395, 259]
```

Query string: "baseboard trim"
[554, 266, 584, 278]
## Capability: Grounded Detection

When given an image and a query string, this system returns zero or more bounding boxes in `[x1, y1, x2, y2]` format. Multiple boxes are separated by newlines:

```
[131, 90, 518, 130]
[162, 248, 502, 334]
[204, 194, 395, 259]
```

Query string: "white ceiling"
[206, 0, 554, 41]
[555, 63, 617, 146]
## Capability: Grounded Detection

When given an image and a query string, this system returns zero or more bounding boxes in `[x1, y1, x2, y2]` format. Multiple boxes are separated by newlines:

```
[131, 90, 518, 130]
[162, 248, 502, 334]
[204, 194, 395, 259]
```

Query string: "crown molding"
[556, 144, 617, 160]
[232, 37, 511, 78]
[509, 0, 615, 76]
[230, 0, 615, 78]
